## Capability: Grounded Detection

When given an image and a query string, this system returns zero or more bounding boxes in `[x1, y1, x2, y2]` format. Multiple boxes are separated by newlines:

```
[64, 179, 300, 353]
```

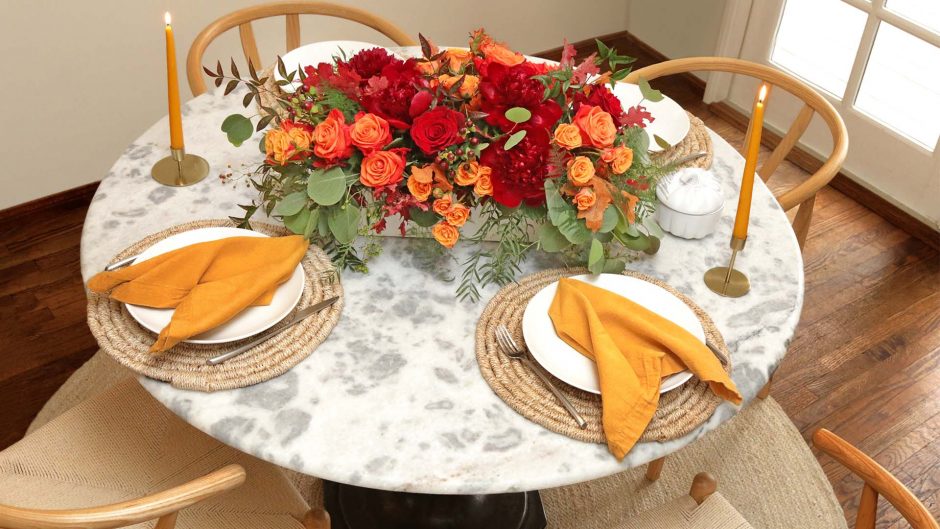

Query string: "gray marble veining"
[81, 85, 803, 495]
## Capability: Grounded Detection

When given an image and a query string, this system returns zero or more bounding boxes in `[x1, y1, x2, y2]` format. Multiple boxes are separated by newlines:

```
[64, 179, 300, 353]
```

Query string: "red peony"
[410, 106, 465, 155]
[360, 59, 426, 129]
[478, 62, 562, 132]
[480, 127, 553, 207]
[346, 47, 398, 79]
[572, 85, 630, 127]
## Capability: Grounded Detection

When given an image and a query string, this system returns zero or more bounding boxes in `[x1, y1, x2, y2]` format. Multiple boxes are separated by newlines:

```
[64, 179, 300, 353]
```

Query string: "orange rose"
[432, 221, 460, 249]
[553, 123, 582, 150]
[350, 113, 391, 154]
[602, 146, 634, 174]
[573, 105, 617, 148]
[359, 150, 405, 188]
[567, 156, 596, 186]
[265, 121, 313, 165]
[445, 48, 473, 71]
[473, 166, 493, 196]
[314, 109, 353, 161]
[416, 59, 439, 75]
[480, 39, 524, 66]
[432, 194, 453, 216]
[445, 203, 471, 227]
[407, 175, 432, 201]
[439, 74, 481, 109]
[574, 188, 596, 211]
[455, 161, 482, 186]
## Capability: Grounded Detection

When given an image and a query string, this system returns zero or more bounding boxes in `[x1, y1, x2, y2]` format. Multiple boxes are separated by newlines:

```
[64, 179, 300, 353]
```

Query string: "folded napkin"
[548, 278, 741, 459]
[88, 235, 309, 353]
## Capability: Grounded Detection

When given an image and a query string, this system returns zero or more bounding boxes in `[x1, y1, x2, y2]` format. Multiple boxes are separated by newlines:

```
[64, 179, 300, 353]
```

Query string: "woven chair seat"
[0, 378, 309, 529]
[626, 493, 752, 529]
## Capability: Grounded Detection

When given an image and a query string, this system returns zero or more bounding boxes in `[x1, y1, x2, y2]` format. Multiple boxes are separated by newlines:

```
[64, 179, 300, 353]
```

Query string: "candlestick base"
[704, 266, 750, 297]
[703, 237, 750, 297]
[151, 148, 209, 187]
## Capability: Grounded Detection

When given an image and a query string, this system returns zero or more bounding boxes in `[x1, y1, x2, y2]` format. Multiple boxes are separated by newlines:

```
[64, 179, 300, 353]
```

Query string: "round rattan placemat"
[475, 268, 731, 444]
[86, 220, 343, 392]
[652, 112, 713, 170]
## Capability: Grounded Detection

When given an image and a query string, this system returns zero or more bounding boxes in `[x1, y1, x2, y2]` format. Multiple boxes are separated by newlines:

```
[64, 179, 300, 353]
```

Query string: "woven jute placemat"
[475, 268, 731, 444]
[652, 112, 713, 170]
[86, 220, 343, 392]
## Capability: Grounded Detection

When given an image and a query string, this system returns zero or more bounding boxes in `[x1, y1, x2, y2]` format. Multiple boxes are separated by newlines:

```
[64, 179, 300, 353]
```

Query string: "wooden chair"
[813, 429, 938, 529]
[0, 378, 329, 529]
[187, 1, 416, 96]
[624, 57, 849, 251]
[627, 430, 937, 528]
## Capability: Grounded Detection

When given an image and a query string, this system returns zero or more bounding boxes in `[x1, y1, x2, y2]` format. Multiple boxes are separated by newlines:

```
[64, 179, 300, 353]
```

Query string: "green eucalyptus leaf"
[538, 223, 569, 253]
[644, 235, 661, 255]
[599, 206, 619, 233]
[617, 231, 651, 251]
[327, 205, 360, 245]
[282, 207, 311, 234]
[504, 107, 532, 124]
[221, 114, 253, 147]
[638, 77, 664, 102]
[587, 239, 605, 274]
[642, 216, 665, 239]
[408, 207, 438, 228]
[307, 166, 347, 206]
[556, 210, 592, 244]
[653, 134, 672, 150]
[272, 191, 307, 217]
[304, 209, 319, 239]
[317, 207, 330, 237]
[603, 258, 627, 274]
[503, 129, 527, 150]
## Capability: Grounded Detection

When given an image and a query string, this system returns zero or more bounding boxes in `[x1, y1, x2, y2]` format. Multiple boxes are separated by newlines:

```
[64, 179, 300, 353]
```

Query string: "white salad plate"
[275, 40, 391, 93]
[612, 83, 691, 152]
[125, 227, 305, 344]
[521, 274, 700, 394]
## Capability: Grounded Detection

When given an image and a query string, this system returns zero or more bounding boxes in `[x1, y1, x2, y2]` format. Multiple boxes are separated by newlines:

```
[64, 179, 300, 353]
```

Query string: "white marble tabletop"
[80, 84, 803, 495]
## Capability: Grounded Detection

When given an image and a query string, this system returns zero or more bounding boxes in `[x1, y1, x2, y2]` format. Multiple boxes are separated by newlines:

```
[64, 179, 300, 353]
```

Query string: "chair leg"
[154, 512, 178, 529]
[689, 473, 717, 504]
[757, 375, 773, 400]
[303, 508, 331, 529]
[645, 456, 666, 481]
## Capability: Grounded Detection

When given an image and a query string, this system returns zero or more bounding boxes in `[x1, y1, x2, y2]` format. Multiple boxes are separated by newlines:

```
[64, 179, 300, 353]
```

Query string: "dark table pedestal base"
[323, 480, 547, 529]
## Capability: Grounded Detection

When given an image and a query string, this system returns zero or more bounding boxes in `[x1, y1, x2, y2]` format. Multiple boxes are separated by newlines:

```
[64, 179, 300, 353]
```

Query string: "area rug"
[27, 352, 848, 529]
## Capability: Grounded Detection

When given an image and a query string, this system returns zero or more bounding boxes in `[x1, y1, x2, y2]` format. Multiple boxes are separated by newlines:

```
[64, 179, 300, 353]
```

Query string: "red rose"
[410, 106, 465, 155]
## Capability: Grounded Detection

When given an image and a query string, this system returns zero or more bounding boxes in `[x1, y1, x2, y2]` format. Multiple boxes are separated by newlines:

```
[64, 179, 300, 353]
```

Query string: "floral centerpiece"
[210, 31, 673, 300]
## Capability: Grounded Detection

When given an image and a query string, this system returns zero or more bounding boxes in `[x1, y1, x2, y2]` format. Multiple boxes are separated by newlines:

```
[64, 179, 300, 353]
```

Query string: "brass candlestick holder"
[704, 236, 750, 298]
[151, 147, 209, 187]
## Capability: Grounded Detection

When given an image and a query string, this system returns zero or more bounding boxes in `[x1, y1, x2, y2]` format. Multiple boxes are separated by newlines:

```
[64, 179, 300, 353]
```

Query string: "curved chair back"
[814, 429, 939, 529]
[625, 58, 848, 249]
[0, 465, 246, 529]
[187, 1, 415, 96]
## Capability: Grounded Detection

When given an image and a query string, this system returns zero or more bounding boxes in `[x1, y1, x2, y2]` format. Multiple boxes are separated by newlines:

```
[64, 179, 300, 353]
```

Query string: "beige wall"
[0, 0, 628, 210]
[627, 0, 726, 80]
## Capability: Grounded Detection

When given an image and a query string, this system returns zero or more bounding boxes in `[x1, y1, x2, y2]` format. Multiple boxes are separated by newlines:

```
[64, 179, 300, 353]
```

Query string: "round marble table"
[80, 88, 803, 497]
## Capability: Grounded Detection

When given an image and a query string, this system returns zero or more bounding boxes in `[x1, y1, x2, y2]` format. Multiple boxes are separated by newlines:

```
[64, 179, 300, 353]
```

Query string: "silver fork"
[495, 325, 588, 429]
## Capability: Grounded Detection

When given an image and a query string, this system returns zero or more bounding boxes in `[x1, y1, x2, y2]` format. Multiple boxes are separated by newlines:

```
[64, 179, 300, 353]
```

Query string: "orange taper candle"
[165, 12, 184, 150]
[731, 83, 770, 241]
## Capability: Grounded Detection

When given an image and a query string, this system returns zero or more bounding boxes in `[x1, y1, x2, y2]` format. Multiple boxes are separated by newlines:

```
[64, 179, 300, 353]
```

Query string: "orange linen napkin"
[548, 278, 741, 459]
[88, 235, 309, 353]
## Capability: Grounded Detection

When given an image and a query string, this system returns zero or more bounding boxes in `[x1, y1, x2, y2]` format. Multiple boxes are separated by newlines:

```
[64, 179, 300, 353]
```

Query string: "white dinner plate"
[125, 227, 305, 344]
[275, 40, 392, 93]
[612, 83, 691, 152]
[521, 274, 700, 394]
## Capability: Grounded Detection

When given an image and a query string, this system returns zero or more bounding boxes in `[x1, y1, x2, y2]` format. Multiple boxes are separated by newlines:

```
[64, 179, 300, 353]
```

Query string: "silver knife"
[104, 255, 139, 271]
[206, 296, 340, 365]
[672, 151, 708, 166]
[705, 339, 729, 365]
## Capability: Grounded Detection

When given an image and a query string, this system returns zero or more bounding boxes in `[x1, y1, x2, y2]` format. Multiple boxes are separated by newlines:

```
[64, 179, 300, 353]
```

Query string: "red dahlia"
[360, 59, 426, 129]
[480, 127, 553, 207]
[478, 62, 562, 132]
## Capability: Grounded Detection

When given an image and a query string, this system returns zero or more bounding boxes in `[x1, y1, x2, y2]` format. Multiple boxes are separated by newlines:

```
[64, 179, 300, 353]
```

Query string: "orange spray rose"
[602, 146, 634, 174]
[432, 222, 460, 248]
[445, 203, 471, 227]
[473, 166, 493, 196]
[574, 188, 596, 211]
[567, 156, 596, 186]
[432, 194, 453, 216]
[553, 123, 582, 150]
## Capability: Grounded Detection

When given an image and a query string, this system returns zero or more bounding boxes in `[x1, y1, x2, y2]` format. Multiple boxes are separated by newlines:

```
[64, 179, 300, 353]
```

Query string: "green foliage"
[282, 207, 311, 234]
[307, 166, 347, 206]
[326, 205, 360, 245]
[538, 223, 569, 253]
[504, 107, 532, 124]
[221, 114, 253, 147]
[272, 191, 307, 217]
[503, 130, 527, 150]
[408, 207, 439, 228]
[638, 77, 664, 103]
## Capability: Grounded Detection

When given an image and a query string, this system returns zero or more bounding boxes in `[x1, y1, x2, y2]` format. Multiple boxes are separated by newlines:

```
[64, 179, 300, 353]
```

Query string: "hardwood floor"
[0, 33, 937, 526]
